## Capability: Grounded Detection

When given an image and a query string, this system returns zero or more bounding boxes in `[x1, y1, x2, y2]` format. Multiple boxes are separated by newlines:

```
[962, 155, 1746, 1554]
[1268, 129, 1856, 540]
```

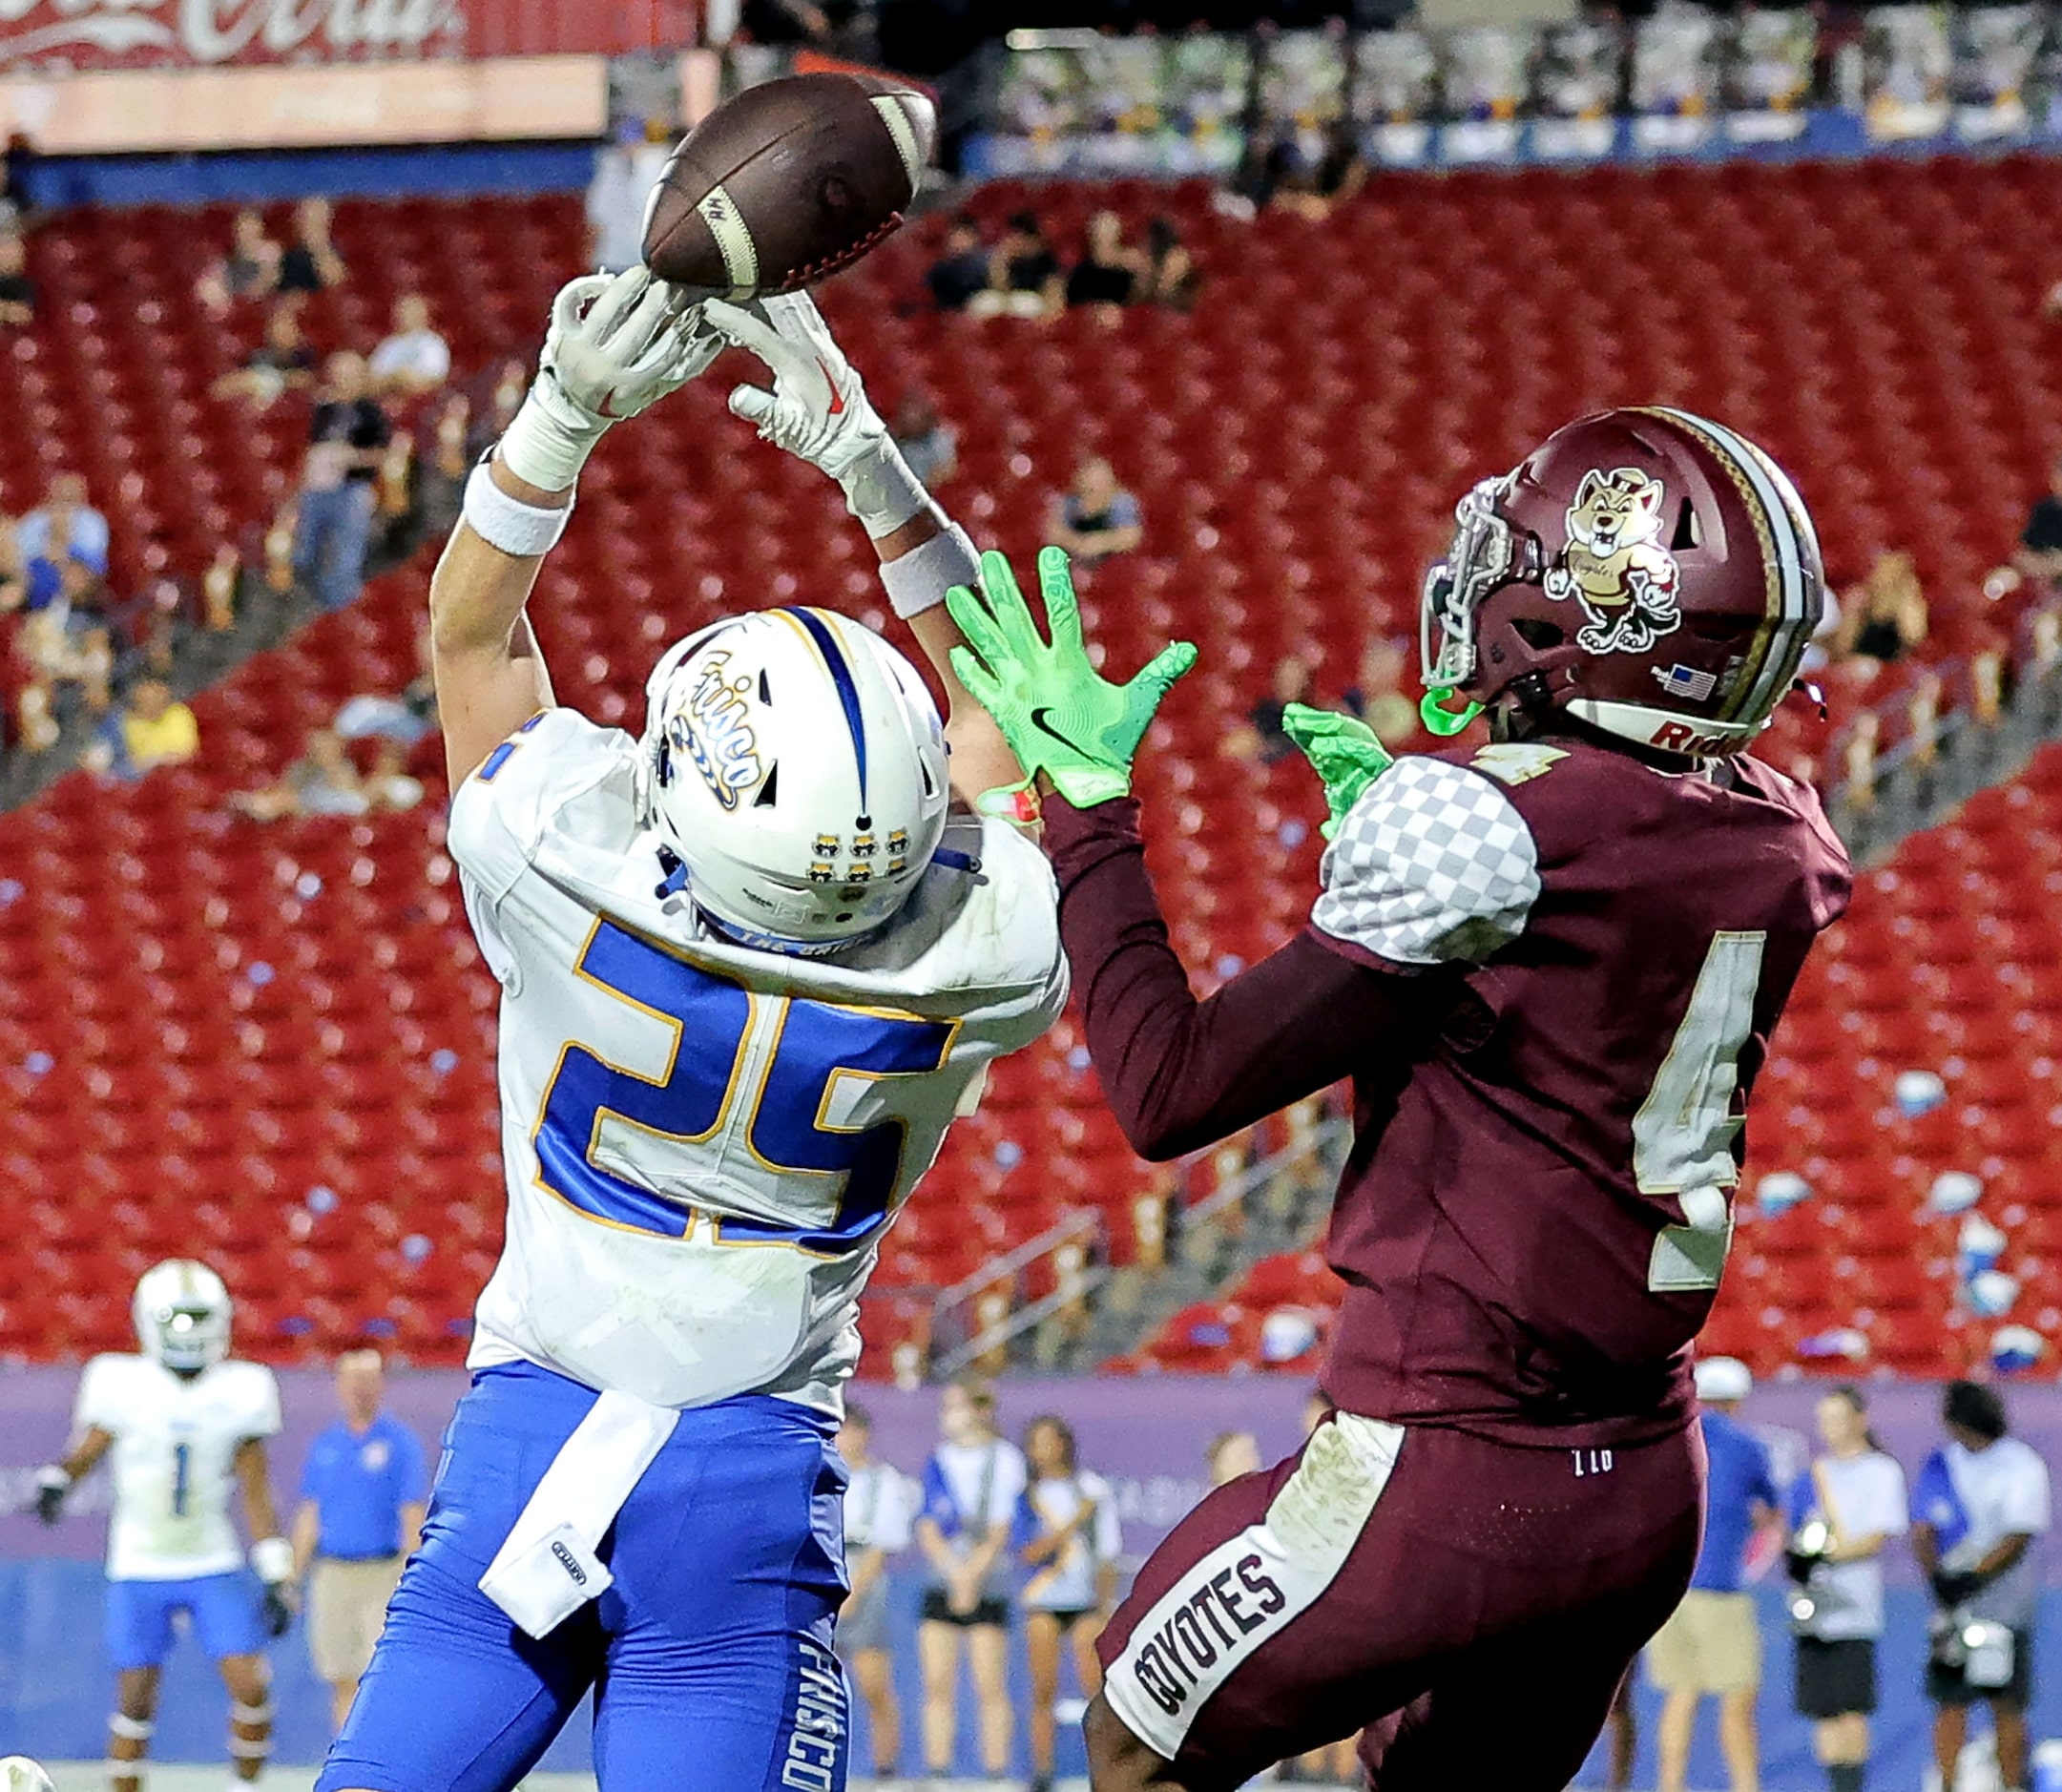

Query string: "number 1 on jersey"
[1636, 930, 1766, 1294]
[171, 1441, 192, 1518]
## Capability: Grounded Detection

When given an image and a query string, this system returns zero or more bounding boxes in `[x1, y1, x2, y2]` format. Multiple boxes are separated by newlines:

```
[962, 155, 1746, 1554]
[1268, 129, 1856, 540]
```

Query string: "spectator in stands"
[1646, 1356, 1780, 1792]
[1141, 216, 1199, 312]
[231, 728, 424, 822]
[362, 738, 426, 812]
[1221, 655, 1316, 763]
[0, 229, 33, 327]
[927, 215, 991, 313]
[87, 677, 198, 781]
[368, 293, 451, 398]
[1249, 121, 1368, 222]
[1017, 1415, 1120, 1792]
[229, 727, 367, 821]
[202, 545, 241, 635]
[587, 116, 676, 272]
[0, 133, 38, 235]
[970, 212, 1064, 320]
[890, 390, 958, 489]
[1066, 210, 1147, 317]
[1788, 1385, 1906, 1792]
[116, 592, 181, 691]
[14, 603, 111, 752]
[1206, 1429, 1261, 1488]
[1915, 1380, 2052, 1792]
[291, 1349, 428, 1734]
[1048, 455, 1143, 565]
[19, 474, 110, 598]
[0, 516, 24, 614]
[837, 1405, 918, 1784]
[2015, 455, 2062, 587]
[336, 623, 436, 750]
[52, 552, 114, 637]
[278, 197, 345, 297]
[1833, 549, 1927, 669]
[211, 298, 316, 408]
[916, 1379, 1026, 1783]
[294, 352, 390, 612]
[195, 207, 282, 314]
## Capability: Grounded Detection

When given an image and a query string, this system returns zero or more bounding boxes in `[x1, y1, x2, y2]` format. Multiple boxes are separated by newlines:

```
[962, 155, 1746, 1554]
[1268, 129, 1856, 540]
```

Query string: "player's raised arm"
[432, 268, 717, 787]
[949, 548, 1451, 1159]
[704, 294, 1025, 806]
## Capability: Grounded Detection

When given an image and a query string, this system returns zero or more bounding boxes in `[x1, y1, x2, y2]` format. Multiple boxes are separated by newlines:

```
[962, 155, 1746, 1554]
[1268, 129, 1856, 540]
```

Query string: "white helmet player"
[132, 1259, 233, 1375]
[641, 607, 950, 954]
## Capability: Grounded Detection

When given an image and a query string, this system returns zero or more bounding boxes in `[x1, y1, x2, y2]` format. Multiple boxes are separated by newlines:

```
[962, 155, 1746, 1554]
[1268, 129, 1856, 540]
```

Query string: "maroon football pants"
[1096, 1413, 1703, 1791]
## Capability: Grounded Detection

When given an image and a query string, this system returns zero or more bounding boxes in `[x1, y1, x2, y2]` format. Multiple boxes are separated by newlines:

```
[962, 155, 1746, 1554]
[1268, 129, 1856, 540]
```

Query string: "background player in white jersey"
[34, 1261, 294, 1792]
[320, 269, 1065, 1792]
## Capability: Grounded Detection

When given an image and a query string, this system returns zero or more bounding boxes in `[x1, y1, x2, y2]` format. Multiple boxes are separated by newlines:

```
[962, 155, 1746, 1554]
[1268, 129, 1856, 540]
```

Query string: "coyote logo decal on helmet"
[1544, 468, 1682, 656]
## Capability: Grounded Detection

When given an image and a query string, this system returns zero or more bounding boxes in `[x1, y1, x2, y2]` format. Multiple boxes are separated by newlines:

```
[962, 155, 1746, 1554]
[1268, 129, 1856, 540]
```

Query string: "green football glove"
[947, 546, 1198, 808]
[1281, 702, 1393, 840]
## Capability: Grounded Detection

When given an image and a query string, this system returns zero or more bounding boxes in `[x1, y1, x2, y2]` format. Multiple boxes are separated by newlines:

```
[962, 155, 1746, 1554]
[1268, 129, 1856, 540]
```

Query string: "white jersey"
[75, 1354, 281, 1582]
[448, 708, 1067, 1413]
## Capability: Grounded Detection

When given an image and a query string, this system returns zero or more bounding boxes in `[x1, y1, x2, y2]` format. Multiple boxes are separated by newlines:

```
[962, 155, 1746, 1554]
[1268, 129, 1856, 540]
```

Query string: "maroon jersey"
[1043, 735, 1849, 1449]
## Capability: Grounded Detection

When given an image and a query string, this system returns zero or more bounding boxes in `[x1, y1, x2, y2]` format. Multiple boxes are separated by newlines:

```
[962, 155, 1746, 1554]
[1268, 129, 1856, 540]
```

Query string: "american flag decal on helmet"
[1653, 663, 1718, 701]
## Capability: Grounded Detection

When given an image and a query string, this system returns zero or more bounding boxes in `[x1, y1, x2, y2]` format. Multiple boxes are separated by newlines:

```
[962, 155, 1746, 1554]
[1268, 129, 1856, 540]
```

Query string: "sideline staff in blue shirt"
[291, 1350, 427, 1733]
[1644, 1357, 1781, 1792]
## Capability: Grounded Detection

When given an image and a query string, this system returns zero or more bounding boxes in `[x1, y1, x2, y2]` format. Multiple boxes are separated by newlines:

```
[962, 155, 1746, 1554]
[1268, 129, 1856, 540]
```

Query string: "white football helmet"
[133, 1259, 233, 1375]
[641, 607, 949, 953]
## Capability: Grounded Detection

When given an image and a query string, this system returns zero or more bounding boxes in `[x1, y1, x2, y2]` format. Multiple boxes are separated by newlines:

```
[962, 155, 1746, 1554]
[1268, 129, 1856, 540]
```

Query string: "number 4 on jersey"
[1635, 930, 1766, 1294]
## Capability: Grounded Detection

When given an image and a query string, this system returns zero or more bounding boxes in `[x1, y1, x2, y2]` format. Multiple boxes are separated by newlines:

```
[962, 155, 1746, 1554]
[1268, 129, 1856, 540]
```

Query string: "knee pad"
[226, 1738, 272, 1761]
[230, 1700, 274, 1729]
[107, 1717, 154, 1744]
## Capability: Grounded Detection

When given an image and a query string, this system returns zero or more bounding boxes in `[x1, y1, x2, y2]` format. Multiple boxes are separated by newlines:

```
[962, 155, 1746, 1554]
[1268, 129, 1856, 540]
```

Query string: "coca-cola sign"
[0, 0, 676, 68]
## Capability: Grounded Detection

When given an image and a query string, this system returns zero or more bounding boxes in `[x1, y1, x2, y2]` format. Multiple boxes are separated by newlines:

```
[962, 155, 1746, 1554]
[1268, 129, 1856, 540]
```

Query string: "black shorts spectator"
[1796, 1636, 1877, 1719]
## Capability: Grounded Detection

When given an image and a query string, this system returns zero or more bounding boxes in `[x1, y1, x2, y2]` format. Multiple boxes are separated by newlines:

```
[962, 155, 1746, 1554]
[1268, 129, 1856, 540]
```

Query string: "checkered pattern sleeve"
[1312, 757, 1541, 967]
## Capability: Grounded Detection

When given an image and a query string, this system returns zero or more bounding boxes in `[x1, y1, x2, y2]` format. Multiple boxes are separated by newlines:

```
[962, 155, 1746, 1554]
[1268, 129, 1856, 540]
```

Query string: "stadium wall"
[13, 143, 597, 208]
[6, 1372, 2062, 1782]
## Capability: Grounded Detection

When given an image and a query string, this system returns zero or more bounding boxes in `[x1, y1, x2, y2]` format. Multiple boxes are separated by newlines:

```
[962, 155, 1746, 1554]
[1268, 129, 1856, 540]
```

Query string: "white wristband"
[36, 1464, 71, 1492]
[250, 1534, 294, 1585]
[879, 520, 980, 620]
[497, 382, 605, 492]
[465, 459, 574, 559]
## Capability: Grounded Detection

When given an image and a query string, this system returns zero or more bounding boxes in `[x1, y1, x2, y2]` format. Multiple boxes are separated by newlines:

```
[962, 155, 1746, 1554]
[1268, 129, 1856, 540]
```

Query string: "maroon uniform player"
[946, 407, 1851, 1790]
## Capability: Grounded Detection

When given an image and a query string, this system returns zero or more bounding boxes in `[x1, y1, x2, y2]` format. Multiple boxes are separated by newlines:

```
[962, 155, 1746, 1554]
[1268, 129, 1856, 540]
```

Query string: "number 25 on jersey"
[535, 921, 955, 1255]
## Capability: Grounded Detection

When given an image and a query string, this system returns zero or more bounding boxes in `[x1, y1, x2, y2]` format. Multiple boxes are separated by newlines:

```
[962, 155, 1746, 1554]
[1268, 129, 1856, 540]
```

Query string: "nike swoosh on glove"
[703, 292, 928, 539]
[947, 545, 1195, 808]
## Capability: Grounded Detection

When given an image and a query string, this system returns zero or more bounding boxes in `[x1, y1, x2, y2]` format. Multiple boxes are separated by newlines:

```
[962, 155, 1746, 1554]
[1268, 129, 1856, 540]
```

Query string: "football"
[642, 73, 935, 300]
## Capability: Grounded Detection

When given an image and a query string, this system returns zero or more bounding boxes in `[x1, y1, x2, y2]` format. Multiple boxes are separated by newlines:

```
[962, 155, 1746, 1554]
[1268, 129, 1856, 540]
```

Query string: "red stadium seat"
[10, 160, 2062, 1370]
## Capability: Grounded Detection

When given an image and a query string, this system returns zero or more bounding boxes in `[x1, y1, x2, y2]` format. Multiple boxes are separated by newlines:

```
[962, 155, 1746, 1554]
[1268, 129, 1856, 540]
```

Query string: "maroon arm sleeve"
[1041, 795, 1445, 1162]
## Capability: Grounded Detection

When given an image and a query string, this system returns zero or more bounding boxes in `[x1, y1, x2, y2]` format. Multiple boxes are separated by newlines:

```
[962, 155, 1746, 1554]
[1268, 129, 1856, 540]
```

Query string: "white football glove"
[499, 268, 719, 491]
[703, 292, 930, 540]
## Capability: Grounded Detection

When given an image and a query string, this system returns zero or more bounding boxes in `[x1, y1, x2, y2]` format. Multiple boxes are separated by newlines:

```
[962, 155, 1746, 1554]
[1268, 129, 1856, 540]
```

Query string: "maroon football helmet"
[1421, 406, 1822, 757]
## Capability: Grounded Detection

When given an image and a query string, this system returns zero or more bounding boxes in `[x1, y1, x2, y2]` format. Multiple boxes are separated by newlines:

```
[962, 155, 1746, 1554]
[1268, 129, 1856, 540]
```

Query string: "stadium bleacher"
[5, 152, 2062, 1373]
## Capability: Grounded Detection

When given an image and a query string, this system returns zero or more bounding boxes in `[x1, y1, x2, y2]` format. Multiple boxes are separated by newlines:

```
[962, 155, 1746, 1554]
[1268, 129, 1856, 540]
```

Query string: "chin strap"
[1419, 686, 1486, 737]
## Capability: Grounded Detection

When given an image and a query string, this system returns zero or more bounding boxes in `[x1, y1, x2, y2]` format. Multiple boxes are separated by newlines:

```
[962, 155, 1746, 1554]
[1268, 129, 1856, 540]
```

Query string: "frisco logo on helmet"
[1543, 468, 1682, 656]
[674, 651, 763, 811]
